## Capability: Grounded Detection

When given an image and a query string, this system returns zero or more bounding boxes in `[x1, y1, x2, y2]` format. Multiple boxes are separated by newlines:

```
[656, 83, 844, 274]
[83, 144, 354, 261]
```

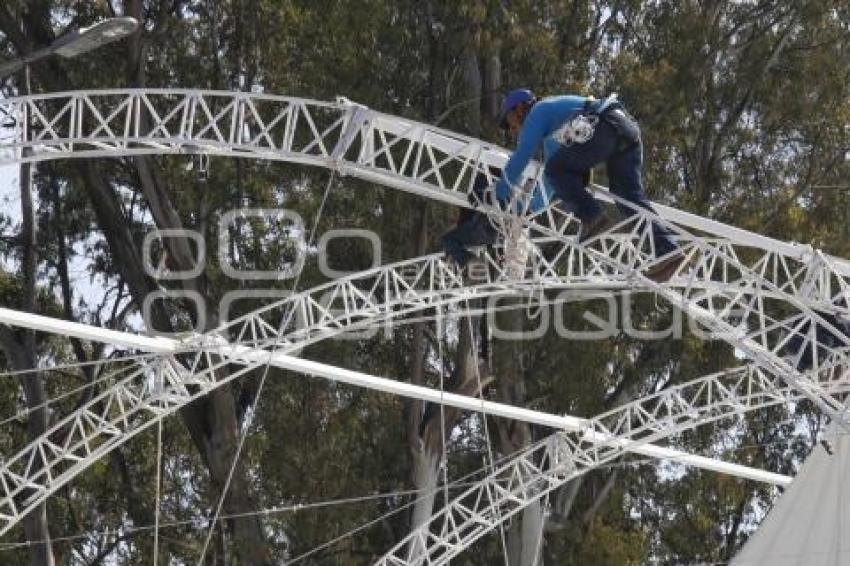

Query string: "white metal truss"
[1, 90, 850, 558]
[0, 245, 840, 541]
[0, 302, 812, 542]
[0, 245, 821, 540]
[376, 361, 850, 565]
[0, 90, 848, 412]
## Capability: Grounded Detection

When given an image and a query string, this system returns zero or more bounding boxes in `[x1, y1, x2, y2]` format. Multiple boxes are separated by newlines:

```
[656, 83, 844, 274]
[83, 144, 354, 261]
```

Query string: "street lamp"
[0, 16, 139, 78]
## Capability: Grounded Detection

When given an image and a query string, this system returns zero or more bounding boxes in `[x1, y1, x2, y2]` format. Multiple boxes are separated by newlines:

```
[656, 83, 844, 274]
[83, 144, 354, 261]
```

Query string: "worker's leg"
[441, 215, 497, 267]
[543, 121, 617, 223]
[606, 142, 677, 257]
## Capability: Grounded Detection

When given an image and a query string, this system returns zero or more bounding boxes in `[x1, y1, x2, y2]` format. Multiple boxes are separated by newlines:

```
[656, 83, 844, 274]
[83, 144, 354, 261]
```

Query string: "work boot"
[578, 212, 616, 244]
[644, 251, 686, 283]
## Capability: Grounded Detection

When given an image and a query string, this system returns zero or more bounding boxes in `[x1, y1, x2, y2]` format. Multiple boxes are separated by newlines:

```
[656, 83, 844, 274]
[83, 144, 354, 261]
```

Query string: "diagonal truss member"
[0, 90, 849, 560]
[0, 304, 802, 540]
[1, 90, 849, 422]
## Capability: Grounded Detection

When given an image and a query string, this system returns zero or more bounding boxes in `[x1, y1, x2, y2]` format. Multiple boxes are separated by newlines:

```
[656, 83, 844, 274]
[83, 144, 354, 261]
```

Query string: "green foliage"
[578, 517, 648, 565]
[0, 1, 847, 563]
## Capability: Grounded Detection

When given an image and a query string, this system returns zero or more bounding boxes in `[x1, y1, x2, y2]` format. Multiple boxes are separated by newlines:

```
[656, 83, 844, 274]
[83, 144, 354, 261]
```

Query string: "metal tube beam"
[0, 307, 791, 485]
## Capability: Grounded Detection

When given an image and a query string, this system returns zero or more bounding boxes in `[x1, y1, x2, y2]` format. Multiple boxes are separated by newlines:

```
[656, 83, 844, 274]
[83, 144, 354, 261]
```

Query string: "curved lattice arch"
[2, 90, 849, 406]
[0, 249, 727, 529]
[0, 305, 824, 544]
[0, 302, 835, 558]
[1, 90, 849, 557]
[0, 248, 839, 539]
[377, 361, 850, 566]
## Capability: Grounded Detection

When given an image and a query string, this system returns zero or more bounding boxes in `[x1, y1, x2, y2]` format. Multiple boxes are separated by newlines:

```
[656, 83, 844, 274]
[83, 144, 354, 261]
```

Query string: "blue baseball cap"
[499, 88, 535, 128]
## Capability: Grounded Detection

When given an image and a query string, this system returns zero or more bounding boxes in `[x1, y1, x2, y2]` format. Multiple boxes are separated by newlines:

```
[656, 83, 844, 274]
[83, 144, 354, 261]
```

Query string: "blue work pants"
[441, 214, 497, 267]
[543, 110, 677, 256]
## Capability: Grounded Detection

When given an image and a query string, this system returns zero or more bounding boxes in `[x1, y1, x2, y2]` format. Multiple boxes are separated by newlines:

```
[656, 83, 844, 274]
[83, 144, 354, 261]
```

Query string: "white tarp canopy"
[733, 427, 850, 565]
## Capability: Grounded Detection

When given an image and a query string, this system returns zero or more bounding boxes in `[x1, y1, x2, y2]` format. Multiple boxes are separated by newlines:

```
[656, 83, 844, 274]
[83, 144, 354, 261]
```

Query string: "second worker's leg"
[441, 215, 498, 267]
[543, 166, 600, 222]
[606, 143, 677, 257]
[545, 121, 619, 242]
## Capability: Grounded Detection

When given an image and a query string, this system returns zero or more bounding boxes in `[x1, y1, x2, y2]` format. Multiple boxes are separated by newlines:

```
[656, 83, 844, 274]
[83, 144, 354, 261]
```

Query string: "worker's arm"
[527, 180, 554, 214]
[495, 110, 547, 201]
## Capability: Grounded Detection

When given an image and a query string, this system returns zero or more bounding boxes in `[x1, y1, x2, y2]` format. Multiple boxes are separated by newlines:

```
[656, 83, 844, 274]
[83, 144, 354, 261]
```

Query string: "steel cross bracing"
[1, 90, 849, 412]
[0, 246, 813, 539]
[0, 89, 847, 282]
[0, 89, 848, 318]
[0, 301, 813, 542]
[1, 89, 850, 551]
[1, 89, 848, 303]
[0, 244, 837, 539]
[376, 362, 850, 566]
[527, 210, 850, 422]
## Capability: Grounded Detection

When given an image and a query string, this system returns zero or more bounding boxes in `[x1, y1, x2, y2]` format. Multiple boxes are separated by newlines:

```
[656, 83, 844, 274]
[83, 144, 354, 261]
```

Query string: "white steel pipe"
[0, 307, 792, 485]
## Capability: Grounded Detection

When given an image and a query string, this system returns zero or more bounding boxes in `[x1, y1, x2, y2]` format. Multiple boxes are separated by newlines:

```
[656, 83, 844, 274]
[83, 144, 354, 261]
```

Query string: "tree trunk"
[408, 442, 441, 542]
[0, 4, 272, 560]
[459, 43, 481, 133]
[408, 323, 493, 557]
[129, 4, 271, 560]
[496, 308, 543, 566]
[0, 97, 56, 562]
[482, 46, 546, 566]
[483, 53, 501, 123]
[407, 25, 495, 558]
[404, 163, 493, 555]
[406, 197, 433, 531]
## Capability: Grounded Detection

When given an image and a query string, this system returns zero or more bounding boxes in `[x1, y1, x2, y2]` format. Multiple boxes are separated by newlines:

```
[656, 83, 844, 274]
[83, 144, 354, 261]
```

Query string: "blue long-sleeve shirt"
[496, 95, 593, 212]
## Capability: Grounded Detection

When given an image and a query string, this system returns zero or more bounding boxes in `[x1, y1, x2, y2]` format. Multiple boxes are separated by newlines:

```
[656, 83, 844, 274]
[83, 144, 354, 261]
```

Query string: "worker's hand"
[494, 180, 511, 202]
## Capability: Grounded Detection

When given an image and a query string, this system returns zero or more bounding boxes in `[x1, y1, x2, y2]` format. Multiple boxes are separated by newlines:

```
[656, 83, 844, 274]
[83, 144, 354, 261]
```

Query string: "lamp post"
[0, 16, 139, 77]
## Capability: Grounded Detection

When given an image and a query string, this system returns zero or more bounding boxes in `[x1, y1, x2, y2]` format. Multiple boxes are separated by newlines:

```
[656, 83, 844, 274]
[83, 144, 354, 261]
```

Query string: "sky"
[0, 147, 117, 326]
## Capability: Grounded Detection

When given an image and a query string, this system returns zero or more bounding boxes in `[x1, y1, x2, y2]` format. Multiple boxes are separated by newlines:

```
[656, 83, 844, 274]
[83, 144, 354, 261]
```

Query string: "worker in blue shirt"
[496, 88, 684, 282]
[442, 166, 559, 277]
